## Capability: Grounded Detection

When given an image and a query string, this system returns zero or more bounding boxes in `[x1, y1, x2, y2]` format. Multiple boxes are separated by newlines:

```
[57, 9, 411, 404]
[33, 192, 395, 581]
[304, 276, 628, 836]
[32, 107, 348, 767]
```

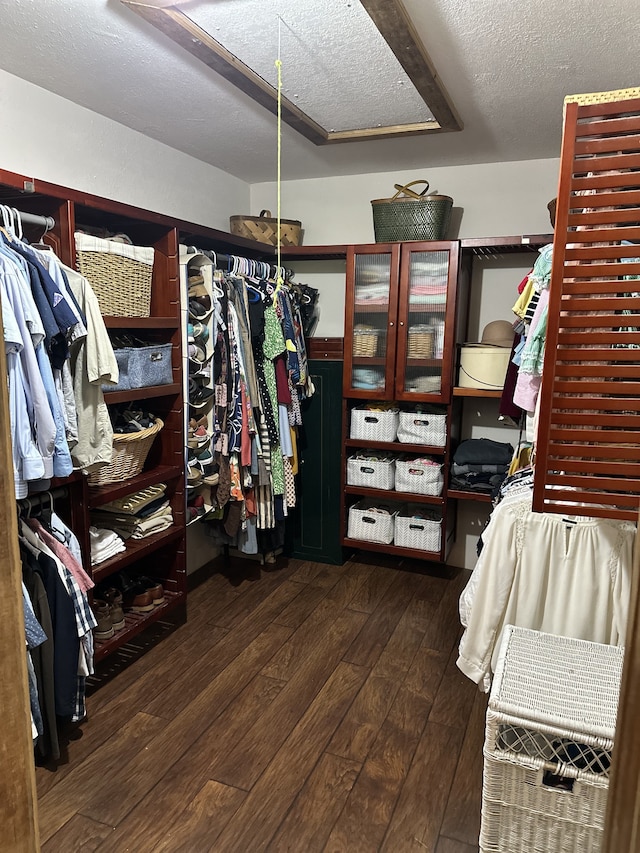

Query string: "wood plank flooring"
[36, 556, 485, 852]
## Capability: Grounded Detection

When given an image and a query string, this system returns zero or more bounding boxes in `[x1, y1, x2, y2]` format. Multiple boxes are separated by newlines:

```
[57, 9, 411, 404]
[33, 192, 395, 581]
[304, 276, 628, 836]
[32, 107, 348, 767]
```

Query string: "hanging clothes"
[184, 249, 315, 553]
[457, 488, 634, 692]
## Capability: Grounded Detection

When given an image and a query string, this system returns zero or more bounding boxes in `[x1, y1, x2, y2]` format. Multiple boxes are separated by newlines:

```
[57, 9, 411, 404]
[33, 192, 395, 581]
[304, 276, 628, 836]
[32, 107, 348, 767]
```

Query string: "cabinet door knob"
[389, 321, 394, 327]
[399, 321, 405, 326]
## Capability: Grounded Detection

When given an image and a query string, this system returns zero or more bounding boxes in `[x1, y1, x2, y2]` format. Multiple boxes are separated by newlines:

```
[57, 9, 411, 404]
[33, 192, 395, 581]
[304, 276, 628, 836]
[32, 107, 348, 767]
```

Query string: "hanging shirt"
[62, 264, 119, 470]
[457, 491, 634, 691]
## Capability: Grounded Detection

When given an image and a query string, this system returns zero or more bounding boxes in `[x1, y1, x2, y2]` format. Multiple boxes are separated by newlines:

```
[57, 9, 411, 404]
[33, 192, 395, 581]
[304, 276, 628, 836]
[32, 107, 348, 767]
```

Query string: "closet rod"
[213, 251, 292, 281]
[17, 487, 67, 511]
[17, 210, 55, 232]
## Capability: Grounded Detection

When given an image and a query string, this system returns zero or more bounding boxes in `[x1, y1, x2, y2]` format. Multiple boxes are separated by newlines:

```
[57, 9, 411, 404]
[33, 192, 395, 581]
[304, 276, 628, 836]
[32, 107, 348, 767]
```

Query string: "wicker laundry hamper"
[480, 626, 623, 853]
[229, 210, 303, 247]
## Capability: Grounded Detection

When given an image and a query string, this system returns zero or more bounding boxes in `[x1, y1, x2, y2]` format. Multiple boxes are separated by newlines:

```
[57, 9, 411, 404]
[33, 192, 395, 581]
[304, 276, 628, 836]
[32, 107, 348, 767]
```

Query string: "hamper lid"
[466, 320, 514, 348]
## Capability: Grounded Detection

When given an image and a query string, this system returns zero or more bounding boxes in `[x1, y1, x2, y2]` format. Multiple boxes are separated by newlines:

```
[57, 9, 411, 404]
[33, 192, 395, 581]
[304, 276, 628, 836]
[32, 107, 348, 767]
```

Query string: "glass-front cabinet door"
[395, 242, 459, 402]
[344, 244, 400, 399]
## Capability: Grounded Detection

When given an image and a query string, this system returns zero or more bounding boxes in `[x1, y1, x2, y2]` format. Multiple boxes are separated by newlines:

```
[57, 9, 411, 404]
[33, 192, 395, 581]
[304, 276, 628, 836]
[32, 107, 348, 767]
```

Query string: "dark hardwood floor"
[36, 556, 485, 852]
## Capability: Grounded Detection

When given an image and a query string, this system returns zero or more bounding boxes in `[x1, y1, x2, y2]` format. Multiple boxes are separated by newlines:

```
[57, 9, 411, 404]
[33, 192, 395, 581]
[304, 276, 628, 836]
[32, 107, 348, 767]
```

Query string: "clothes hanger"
[11, 207, 23, 240]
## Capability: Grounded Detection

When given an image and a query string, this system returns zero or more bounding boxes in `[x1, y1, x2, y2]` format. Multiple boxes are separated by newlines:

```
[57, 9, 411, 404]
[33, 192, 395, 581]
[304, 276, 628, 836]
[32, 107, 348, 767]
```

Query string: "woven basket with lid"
[229, 210, 303, 247]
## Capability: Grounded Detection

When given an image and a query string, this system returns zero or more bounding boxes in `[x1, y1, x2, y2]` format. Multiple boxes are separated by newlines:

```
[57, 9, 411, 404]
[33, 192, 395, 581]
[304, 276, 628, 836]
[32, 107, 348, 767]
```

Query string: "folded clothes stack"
[90, 526, 126, 565]
[450, 439, 514, 494]
[90, 483, 173, 541]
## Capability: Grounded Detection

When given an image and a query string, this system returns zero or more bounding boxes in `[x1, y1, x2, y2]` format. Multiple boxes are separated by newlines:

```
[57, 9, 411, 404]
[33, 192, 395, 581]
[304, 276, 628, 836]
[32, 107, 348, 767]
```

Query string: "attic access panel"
[121, 0, 461, 144]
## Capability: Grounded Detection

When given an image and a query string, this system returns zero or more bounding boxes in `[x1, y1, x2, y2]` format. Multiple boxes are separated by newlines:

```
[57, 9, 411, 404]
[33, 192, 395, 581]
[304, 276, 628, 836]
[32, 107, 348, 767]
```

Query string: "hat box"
[458, 346, 510, 390]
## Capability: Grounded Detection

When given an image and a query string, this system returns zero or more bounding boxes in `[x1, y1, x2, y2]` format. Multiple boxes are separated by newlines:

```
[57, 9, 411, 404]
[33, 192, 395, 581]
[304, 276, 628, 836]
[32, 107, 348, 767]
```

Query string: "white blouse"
[457, 491, 634, 692]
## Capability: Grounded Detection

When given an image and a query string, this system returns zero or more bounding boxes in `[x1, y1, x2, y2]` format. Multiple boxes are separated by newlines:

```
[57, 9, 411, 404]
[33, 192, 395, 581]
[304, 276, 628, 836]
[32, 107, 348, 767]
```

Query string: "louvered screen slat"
[534, 90, 640, 521]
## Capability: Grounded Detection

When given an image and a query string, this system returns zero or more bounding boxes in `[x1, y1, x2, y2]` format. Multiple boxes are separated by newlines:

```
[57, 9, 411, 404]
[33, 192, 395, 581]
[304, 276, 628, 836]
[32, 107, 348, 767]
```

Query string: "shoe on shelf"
[187, 273, 205, 290]
[189, 379, 215, 408]
[187, 465, 203, 487]
[188, 343, 209, 365]
[99, 587, 125, 631]
[189, 415, 208, 431]
[195, 447, 213, 466]
[187, 322, 209, 346]
[188, 297, 212, 320]
[201, 463, 220, 485]
[112, 570, 155, 613]
[187, 424, 211, 449]
[137, 576, 165, 606]
[92, 600, 115, 640]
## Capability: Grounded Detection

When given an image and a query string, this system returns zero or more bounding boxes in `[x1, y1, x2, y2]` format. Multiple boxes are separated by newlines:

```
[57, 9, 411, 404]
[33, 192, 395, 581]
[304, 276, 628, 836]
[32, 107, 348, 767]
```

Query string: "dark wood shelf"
[280, 245, 348, 260]
[91, 527, 184, 583]
[342, 537, 443, 562]
[453, 387, 503, 398]
[460, 234, 554, 254]
[103, 382, 181, 404]
[352, 357, 386, 366]
[447, 489, 493, 503]
[104, 317, 179, 329]
[88, 464, 183, 507]
[345, 485, 444, 505]
[93, 590, 185, 663]
[345, 438, 446, 455]
[354, 303, 390, 313]
[406, 358, 441, 368]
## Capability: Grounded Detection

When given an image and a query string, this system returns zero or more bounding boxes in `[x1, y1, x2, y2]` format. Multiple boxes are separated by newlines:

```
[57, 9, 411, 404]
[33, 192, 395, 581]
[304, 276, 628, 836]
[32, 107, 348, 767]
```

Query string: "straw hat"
[466, 320, 514, 349]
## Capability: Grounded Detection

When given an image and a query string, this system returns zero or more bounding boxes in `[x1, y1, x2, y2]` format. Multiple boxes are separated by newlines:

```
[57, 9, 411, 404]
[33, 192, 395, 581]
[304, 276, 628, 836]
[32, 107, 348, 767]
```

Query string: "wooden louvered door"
[534, 90, 640, 521]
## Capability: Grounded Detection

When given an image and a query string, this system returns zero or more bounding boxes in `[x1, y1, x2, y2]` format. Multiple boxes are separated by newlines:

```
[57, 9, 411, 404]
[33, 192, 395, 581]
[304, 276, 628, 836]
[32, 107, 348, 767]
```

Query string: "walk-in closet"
[1, 3, 640, 851]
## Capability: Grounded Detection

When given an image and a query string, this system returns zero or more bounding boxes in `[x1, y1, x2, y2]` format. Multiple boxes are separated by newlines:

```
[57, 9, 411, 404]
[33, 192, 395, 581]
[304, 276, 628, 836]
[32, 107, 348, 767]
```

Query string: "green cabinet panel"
[286, 359, 345, 565]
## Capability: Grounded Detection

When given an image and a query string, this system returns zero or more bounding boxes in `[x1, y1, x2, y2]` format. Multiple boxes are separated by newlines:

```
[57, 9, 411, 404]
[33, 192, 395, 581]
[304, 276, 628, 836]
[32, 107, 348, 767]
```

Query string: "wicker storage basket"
[480, 626, 623, 853]
[347, 500, 401, 544]
[347, 455, 396, 490]
[395, 457, 443, 495]
[397, 410, 447, 446]
[229, 210, 303, 247]
[353, 325, 380, 358]
[394, 506, 442, 551]
[350, 407, 399, 442]
[407, 325, 435, 359]
[88, 418, 164, 486]
[371, 180, 453, 243]
[74, 233, 154, 317]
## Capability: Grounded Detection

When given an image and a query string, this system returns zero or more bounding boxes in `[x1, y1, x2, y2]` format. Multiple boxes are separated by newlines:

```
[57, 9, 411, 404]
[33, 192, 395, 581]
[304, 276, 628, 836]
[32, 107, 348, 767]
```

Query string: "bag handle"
[259, 210, 273, 218]
[392, 180, 430, 201]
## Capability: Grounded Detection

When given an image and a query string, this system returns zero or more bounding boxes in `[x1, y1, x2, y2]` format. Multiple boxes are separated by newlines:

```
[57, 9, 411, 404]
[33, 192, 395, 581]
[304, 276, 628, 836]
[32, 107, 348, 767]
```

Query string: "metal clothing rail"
[17, 487, 68, 513]
[183, 245, 292, 281]
[18, 210, 55, 232]
[0, 205, 55, 234]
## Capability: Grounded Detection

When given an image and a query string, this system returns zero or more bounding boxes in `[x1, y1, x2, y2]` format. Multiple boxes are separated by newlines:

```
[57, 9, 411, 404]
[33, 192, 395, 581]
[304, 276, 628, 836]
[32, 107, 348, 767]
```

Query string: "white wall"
[253, 159, 558, 337]
[251, 159, 559, 242]
[0, 69, 249, 228]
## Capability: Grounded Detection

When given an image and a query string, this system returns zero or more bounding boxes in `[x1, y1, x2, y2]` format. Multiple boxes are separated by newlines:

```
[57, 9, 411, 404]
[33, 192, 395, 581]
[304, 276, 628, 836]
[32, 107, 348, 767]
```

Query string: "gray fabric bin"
[103, 343, 173, 392]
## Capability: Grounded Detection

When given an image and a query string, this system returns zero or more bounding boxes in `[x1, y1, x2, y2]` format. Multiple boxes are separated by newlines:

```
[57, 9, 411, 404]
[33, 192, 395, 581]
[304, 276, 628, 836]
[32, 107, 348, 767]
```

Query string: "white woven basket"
[394, 458, 443, 495]
[347, 501, 400, 544]
[480, 627, 623, 853]
[480, 753, 609, 853]
[347, 456, 395, 490]
[394, 509, 442, 551]
[350, 408, 399, 442]
[397, 411, 446, 446]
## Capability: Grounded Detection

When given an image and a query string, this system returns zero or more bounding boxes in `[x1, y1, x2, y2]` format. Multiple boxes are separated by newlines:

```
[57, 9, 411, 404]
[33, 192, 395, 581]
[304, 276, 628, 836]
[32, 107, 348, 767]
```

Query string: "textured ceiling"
[0, 0, 638, 182]
[188, 0, 434, 131]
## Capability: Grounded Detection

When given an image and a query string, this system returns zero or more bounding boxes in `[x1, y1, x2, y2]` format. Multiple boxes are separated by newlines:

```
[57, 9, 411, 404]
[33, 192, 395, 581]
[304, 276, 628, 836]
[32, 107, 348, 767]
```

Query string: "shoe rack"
[181, 250, 218, 524]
